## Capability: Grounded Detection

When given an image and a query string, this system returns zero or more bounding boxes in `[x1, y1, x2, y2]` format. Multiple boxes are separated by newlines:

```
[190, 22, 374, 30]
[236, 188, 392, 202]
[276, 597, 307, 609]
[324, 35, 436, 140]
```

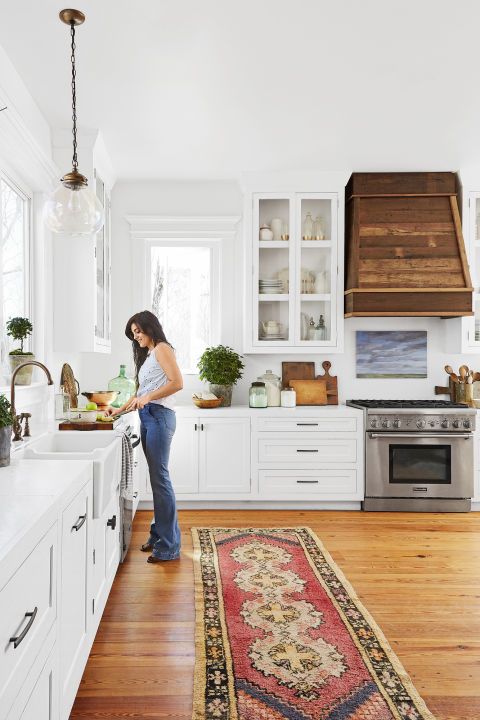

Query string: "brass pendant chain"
[70, 22, 78, 172]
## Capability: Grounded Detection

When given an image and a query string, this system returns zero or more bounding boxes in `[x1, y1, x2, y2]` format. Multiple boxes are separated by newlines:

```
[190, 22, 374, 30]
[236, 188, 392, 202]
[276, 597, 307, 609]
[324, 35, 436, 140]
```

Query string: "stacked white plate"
[259, 279, 284, 294]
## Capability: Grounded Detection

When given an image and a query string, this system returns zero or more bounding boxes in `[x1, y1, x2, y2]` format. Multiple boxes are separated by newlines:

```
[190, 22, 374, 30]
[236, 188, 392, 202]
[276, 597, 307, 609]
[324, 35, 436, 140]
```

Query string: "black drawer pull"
[297, 423, 319, 426]
[72, 514, 86, 532]
[296, 449, 319, 453]
[133, 491, 138, 499]
[131, 434, 141, 448]
[10, 607, 38, 648]
[107, 515, 117, 530]
[296, 480, 319, 484]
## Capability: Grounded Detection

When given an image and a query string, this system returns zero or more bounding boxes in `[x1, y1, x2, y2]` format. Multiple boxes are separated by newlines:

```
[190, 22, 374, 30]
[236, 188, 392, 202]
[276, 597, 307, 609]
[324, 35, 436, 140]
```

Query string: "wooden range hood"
[344, 172, 473, 317]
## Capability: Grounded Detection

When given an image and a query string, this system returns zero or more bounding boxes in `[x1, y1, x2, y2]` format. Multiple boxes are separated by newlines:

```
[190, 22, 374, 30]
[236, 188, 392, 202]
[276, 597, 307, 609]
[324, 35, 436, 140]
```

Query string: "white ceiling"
[1, 0, 480, 181]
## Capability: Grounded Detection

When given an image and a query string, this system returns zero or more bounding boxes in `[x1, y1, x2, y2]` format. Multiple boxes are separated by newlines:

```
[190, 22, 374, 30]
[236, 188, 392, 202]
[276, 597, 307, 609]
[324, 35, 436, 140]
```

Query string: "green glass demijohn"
[108, 364, 136, 408]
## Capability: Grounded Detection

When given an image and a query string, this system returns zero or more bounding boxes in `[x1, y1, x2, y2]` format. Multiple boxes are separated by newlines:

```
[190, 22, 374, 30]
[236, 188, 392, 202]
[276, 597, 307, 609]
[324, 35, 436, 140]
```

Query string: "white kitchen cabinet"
[252, 408, 363, 502]
[0, 523, 57, 717]
[143, 416, 251, 498]
[7, 634, 58, 720]
[243, 180, 344, 353]
[52, 169, 111, 354]
[198, 417, 250, 493]
[60, 481, 92, 719]
[91, 484, 120, 628]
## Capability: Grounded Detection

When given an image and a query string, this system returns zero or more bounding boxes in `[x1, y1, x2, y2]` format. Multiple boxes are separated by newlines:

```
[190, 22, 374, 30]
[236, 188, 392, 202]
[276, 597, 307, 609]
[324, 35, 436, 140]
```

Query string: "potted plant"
[197, 345, 244, 407]
[6, 317, 34, 385]
[0, 394, 12, 467]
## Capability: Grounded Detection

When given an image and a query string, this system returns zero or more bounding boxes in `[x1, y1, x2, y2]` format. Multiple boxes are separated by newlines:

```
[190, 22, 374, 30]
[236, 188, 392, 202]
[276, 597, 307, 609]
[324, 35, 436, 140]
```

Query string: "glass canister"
[249, 382, 268, 408]
[281, 387, 296, 407]
[257, 369, 281, 406]
[108, 364, 136, 408]
[55, 384, 71, 420]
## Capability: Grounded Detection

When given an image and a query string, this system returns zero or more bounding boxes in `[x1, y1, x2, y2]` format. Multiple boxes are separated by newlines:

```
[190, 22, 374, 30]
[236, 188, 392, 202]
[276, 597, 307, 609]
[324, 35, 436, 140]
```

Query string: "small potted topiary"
[6, 317, 34, 385]
[197, 345, 244, 407]
[0, 394, 12, 467]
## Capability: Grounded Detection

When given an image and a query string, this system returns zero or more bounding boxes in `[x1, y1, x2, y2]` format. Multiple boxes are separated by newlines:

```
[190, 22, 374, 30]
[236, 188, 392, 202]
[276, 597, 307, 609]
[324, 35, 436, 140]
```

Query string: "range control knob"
[370, 419, 378, 428]
[429, 420, 436, 427]
[463, 419, 471, 429]
[453, 419, 461, 429]
[382, 419, 391, 429]
[416, 419, 426, 429]
[392, 418, 401, 428]
[441, 419, 449, 429]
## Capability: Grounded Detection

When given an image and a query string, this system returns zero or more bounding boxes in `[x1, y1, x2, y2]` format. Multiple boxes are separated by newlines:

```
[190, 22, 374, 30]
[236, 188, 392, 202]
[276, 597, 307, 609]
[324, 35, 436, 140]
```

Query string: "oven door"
[366, 432, 474, 498]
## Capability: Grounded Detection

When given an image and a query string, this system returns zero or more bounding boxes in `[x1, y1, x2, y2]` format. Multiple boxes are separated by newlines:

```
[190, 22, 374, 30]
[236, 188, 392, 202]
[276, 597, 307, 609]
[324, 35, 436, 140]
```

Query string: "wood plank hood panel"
[344, 172, 473, 317]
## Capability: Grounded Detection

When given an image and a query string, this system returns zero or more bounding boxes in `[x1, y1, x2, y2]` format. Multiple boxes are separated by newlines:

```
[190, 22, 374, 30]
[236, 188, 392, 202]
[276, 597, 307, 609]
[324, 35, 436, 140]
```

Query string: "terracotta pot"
[209, 384, 233, 407]
[9, 354, 35, 385]
[0, 425, 12, 467]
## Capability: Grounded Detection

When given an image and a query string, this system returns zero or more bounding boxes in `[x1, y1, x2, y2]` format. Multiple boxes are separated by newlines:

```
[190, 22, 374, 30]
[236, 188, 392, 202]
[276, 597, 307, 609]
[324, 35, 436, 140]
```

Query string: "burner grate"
[347, 399, 469, 409]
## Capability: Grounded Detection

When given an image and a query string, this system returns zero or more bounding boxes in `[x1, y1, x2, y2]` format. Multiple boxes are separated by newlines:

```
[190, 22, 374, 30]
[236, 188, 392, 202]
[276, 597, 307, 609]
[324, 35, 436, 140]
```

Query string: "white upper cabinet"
[243, 175, 345, 354]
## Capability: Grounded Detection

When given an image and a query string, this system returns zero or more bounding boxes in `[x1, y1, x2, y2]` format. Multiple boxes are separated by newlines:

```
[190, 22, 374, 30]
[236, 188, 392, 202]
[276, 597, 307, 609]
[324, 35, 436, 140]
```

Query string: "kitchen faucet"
[10, 361, 54, 441]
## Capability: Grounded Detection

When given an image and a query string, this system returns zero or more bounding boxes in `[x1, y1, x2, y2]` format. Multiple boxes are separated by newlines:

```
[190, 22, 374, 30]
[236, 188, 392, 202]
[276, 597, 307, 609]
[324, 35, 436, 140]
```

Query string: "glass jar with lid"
[249, 382, 268, 408]
[257, 369, 281, 406]
[281, 387, 296, 407]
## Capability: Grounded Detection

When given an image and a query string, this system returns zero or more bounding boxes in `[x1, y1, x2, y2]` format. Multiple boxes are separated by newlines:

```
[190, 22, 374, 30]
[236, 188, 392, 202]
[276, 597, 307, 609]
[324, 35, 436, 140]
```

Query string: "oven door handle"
[368, 432, 473, 439]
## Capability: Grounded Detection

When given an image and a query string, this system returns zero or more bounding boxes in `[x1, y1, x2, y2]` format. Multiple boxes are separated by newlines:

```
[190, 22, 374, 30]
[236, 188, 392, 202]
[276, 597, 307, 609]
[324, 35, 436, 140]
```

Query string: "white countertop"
[174, 403, 362, 416]
[0, 458, 92, 574]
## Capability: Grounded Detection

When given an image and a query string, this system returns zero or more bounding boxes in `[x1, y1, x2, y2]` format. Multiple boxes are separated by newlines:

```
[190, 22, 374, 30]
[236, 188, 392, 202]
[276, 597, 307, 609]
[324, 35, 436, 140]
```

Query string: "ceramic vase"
[209, 384, 233, 407]
[9, 354, 35, 385]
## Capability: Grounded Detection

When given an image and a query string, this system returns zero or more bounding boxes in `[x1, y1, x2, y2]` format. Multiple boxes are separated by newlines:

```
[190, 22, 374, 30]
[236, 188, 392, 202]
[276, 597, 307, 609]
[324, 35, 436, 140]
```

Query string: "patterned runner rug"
[191, 527, 435, 720]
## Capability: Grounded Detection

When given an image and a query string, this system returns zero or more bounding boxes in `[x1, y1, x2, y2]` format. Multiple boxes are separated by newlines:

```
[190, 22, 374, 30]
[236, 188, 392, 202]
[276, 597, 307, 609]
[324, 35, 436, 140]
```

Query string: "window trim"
[127, 215, 241, 375]
[0, 168, 32, 352]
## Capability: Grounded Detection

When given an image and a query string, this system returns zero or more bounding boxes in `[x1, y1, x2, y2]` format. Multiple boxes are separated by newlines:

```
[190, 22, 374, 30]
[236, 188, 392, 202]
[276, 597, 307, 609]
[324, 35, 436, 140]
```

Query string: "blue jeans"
[139, 404, 181, 560]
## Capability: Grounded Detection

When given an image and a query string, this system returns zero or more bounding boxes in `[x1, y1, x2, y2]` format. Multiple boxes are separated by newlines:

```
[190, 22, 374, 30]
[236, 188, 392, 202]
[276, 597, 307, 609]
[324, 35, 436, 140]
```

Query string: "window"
[149, 244, 218, 373]
[0, 175, 30, 355]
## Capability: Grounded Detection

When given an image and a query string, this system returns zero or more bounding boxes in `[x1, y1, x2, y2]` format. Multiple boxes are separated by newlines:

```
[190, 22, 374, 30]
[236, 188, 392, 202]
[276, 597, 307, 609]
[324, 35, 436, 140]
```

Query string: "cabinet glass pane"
[105, 199, 111, 341]
[257, 198, 291, 342]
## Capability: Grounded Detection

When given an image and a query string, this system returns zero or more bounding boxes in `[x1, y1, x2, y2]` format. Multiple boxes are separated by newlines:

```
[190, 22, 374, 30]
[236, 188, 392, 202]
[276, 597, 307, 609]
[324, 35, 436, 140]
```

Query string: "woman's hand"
[104, 406, 119, 417]
[125, 394, 151, 411]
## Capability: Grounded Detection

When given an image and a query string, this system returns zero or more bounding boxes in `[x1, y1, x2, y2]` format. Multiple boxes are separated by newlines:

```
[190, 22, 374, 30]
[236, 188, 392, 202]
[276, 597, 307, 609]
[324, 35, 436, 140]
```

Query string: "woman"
[107, 310, 183, 563]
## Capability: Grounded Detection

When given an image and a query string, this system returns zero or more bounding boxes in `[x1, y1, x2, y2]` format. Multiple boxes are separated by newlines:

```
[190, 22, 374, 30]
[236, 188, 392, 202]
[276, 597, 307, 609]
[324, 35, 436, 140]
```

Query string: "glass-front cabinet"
[94, 170, 111, 351]
[247, 191, 341, 353]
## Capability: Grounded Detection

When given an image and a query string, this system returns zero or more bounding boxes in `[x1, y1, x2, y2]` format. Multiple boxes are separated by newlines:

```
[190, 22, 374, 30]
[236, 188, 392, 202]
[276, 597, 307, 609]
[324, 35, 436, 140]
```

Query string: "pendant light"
[43, 9, 104, 236]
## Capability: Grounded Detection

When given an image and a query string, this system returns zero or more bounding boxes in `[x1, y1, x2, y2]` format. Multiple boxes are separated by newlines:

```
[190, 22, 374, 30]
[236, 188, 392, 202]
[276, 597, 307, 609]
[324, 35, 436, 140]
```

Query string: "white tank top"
[137, 346, 176, 409]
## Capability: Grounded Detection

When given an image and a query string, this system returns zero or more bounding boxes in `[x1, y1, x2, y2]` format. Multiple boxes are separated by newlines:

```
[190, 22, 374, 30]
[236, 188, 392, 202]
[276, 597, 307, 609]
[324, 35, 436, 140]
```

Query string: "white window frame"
[0, 167, 32, 351]
[127, 215, 240, 375]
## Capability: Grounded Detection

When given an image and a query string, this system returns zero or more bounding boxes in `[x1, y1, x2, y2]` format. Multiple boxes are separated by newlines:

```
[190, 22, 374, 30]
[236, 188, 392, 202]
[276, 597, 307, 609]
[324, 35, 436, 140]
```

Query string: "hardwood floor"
[71, 510, 480, 719]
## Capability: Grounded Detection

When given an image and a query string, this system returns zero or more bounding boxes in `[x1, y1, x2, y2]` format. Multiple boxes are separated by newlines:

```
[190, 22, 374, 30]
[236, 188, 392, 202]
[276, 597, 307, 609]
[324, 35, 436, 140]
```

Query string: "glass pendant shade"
[44, 181, 104, 236]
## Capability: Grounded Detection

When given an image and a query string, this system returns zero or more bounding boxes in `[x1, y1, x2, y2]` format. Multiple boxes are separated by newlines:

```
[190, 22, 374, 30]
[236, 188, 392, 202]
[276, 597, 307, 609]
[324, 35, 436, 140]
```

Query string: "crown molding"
[0, 88, 59, 191]
[126, 215, 241, 240]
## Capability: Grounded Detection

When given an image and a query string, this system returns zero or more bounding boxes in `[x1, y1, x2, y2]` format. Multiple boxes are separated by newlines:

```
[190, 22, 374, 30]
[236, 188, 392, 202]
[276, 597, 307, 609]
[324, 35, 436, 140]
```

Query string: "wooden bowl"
[192, 397, 223, 409]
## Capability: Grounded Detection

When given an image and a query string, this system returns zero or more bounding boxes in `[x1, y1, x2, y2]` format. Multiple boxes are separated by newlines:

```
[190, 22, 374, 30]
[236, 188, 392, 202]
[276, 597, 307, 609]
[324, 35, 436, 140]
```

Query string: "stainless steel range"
[347, 400, 476, 512]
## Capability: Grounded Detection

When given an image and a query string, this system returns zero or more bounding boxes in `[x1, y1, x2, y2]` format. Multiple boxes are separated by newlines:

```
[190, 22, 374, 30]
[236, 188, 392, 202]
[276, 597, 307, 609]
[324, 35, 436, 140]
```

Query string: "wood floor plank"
[70, 510, 480, 720]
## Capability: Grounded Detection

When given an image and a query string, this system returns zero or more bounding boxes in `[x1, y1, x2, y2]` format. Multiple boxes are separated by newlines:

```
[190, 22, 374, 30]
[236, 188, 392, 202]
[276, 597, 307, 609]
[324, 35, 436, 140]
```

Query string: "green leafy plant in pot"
[197, 345, 244, 407]
[0, 394, 13, 467]
[6, 317, 34, 385]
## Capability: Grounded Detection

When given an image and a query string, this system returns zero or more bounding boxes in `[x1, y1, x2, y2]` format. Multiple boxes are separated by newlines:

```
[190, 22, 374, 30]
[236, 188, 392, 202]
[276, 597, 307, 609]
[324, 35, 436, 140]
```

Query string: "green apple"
[85, 401, 98, 411]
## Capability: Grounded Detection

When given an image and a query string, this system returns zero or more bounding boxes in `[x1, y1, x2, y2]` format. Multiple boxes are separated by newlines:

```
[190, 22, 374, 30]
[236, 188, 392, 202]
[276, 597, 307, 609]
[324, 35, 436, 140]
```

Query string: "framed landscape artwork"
[356, 331, 427, 379]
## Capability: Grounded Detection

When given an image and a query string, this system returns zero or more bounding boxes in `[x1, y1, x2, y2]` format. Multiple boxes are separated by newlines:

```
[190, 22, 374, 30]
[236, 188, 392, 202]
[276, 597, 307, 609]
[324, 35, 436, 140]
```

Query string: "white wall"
[81, 179, 480, 406]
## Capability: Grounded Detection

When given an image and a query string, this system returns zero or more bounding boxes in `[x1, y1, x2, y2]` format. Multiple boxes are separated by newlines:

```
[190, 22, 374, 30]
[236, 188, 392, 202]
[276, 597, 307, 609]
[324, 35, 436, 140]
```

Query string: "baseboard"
[138, 500, 362, 511]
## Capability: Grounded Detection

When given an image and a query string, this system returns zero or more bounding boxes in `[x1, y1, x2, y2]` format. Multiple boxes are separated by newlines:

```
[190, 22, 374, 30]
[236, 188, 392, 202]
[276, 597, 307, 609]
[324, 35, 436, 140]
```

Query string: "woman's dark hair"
[125, 310, 171, 384]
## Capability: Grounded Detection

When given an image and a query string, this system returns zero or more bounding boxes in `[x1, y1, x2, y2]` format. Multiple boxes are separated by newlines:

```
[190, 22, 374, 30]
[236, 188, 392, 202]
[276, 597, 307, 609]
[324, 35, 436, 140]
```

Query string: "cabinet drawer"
[259, 469, 358, 496]
[254, 417, 358, 433]
[0, 523, 57, 713]
[257, 434, 357, 463]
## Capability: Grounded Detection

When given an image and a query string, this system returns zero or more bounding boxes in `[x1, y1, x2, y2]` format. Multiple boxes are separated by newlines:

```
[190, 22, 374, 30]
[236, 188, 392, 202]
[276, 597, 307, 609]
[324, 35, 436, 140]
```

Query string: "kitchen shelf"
[300, 294, 331, 302]
[301, 240, 332, 248]
[258, 294, 289, 301]
[259, 241, 290, 249]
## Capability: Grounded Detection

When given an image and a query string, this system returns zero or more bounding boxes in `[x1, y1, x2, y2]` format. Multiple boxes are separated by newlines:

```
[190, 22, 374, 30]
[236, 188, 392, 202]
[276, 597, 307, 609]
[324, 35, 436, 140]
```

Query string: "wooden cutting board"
[59, 421, 114, 431]
[288, 379, 327, 405]
[282, 361, 315, 389]
[316, 361, 338, 405]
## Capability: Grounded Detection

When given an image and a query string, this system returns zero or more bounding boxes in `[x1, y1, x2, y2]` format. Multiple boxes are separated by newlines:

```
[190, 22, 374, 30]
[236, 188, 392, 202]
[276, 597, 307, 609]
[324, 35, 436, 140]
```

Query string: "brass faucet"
[10, 361, 54, 441]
